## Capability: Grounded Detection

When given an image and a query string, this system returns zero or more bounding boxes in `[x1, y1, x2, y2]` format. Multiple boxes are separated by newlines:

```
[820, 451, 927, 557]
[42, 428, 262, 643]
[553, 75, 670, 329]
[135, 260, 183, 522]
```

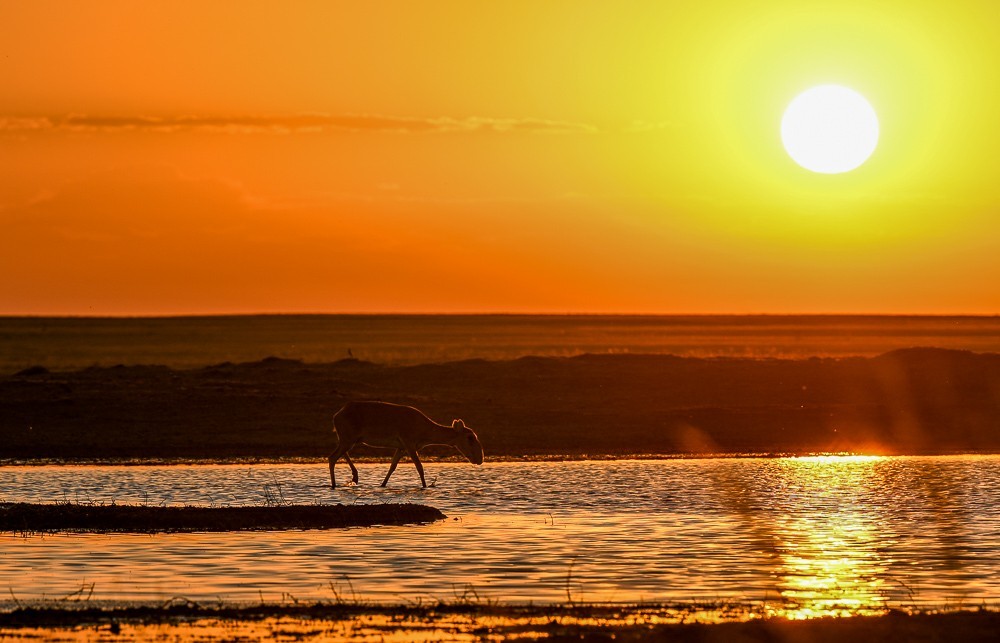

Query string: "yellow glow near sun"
[782, 85, 879, 174]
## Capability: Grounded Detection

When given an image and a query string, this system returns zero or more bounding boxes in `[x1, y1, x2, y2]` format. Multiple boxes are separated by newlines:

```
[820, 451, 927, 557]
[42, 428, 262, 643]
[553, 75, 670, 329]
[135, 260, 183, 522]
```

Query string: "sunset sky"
[2, 1, 999, 314]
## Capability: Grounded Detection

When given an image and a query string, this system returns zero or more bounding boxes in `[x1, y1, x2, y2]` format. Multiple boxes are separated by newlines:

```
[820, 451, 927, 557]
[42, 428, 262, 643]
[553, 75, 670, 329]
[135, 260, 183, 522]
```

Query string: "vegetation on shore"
[0, 602, 997, 642]
[0, 502, 445, 533]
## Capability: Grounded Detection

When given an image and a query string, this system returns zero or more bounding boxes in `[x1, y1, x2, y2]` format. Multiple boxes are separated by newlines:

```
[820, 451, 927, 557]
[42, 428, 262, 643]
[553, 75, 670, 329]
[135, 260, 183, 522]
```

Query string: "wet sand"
[1, 603, 997, 642]
[0, 502, 445, 533]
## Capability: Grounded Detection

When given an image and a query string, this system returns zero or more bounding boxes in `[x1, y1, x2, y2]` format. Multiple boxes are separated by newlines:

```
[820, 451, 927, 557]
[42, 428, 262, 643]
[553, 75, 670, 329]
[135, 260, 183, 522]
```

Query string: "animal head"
[452, 419, 484, 465]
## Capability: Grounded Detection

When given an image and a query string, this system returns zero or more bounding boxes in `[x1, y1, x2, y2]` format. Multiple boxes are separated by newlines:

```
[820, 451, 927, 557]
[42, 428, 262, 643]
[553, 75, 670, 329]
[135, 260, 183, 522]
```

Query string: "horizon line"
[2, 312, 999, 319]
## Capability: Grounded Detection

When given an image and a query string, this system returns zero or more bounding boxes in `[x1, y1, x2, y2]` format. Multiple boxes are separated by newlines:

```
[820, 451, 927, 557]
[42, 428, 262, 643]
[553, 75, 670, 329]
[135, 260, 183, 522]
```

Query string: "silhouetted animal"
[329, 401, 484, 488]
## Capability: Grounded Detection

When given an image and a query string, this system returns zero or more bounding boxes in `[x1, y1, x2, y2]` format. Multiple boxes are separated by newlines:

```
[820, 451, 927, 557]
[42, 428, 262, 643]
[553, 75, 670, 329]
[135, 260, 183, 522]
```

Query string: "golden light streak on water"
[766, 455, 891, 619]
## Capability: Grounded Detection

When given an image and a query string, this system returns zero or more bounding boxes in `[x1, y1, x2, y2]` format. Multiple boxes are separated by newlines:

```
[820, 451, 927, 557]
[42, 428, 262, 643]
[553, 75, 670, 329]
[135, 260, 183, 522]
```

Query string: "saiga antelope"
[329, 401, 484, 488]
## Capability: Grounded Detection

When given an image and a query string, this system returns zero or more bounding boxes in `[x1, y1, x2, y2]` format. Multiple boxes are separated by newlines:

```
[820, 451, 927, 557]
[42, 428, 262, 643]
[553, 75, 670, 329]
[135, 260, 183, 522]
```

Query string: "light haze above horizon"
[2, 1, 998, 315]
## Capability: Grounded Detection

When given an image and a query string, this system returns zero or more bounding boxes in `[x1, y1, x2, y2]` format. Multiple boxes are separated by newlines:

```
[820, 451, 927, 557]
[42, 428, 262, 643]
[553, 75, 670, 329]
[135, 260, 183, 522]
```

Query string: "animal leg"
[344, 453, 359, 484]
[328, 450, 343, 488]
[381, 450, 404, 487]
[329, 444, 357, 488]
[406, 446, 427, 488]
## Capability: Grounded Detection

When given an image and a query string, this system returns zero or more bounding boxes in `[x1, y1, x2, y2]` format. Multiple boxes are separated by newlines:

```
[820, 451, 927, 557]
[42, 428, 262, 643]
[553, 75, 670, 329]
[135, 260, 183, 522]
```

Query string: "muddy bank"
[0, 502, 445, 533]
[2, 348, 1000, 460]
[0, 603, 997, 642]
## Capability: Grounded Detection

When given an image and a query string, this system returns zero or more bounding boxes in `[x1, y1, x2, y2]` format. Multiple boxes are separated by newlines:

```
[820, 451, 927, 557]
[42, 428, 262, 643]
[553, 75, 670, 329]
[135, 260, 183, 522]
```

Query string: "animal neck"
[428, 421, 461, 444]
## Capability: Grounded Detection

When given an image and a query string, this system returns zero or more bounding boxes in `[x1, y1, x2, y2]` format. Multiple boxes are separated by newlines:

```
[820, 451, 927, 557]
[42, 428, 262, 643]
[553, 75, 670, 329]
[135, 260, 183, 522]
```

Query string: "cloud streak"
[0, 113, 598, 135]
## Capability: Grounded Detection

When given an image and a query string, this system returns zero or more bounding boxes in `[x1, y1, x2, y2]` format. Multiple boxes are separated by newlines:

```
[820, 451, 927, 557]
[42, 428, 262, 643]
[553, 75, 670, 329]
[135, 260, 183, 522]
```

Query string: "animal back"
[333, 401, 433, 448]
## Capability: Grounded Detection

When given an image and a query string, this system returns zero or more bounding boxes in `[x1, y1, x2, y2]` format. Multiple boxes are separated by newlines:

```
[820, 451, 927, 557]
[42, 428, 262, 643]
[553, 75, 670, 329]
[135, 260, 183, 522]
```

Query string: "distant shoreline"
[4, 314, 1000, 375]
[3, 451, 999, 468]
[3, 312, 1000, 318]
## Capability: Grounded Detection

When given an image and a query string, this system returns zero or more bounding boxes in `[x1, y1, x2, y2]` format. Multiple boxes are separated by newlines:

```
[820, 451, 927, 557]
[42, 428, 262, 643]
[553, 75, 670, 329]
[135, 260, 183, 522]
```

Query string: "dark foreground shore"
[3, 347, 999, 460]
[0, 502, 445, 533]
[1, 603, 997, 642]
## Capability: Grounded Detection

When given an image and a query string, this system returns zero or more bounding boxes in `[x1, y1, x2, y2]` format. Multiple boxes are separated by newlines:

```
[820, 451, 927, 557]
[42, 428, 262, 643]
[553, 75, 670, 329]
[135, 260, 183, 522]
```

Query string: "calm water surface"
[1, 457, 998, 617]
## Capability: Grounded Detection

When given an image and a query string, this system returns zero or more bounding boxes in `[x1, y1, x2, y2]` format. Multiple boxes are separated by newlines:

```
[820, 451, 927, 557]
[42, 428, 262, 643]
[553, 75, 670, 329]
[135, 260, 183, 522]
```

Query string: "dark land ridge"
[0, 603, 997, 643]
[0, 502, 445, 533]
[2, 347, 999, 460]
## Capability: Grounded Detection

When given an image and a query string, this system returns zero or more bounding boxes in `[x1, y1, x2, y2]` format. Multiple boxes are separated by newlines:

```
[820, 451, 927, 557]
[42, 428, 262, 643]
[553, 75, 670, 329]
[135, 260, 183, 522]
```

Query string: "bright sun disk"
[781, 85, 879, 174]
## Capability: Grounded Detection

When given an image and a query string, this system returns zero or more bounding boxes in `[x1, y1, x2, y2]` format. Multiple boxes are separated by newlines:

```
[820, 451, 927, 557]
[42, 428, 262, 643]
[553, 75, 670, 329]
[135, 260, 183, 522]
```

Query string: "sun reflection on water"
[765, 455, 891, 619]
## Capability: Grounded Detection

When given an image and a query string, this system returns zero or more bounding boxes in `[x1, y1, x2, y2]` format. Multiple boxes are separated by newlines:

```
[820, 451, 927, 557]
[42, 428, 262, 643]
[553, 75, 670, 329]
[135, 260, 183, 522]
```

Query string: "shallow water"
[1, 457, 998, 616]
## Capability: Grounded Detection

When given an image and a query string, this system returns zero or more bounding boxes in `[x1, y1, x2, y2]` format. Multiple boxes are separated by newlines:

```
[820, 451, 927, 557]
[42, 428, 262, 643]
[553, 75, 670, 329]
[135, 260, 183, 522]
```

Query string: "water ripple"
[1, 456, 998, 613]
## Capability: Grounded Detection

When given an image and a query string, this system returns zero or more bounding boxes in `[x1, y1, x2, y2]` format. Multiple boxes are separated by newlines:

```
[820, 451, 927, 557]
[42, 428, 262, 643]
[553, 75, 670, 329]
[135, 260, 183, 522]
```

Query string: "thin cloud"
[0, 113, 598, 135]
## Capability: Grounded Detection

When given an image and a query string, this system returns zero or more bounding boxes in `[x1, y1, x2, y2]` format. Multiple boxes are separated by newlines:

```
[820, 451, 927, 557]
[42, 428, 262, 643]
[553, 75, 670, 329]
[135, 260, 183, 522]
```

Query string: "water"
[3, 315, 1000, 373]
[1, 456, 998, 617]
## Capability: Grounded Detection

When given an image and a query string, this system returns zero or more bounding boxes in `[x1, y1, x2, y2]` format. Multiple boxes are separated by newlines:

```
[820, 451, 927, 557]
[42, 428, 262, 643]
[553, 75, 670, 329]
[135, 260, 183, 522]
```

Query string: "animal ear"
[453, 419, 466, 429]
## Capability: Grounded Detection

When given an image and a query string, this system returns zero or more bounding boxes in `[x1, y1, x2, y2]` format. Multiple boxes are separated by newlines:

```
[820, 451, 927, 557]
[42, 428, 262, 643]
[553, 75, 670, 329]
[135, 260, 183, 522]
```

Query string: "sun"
[781, 85, 879, 174]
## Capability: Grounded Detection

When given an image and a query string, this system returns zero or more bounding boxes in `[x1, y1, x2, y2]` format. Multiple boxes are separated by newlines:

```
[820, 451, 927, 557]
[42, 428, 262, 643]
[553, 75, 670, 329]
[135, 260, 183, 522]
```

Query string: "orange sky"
[2, 1, 999, 314]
